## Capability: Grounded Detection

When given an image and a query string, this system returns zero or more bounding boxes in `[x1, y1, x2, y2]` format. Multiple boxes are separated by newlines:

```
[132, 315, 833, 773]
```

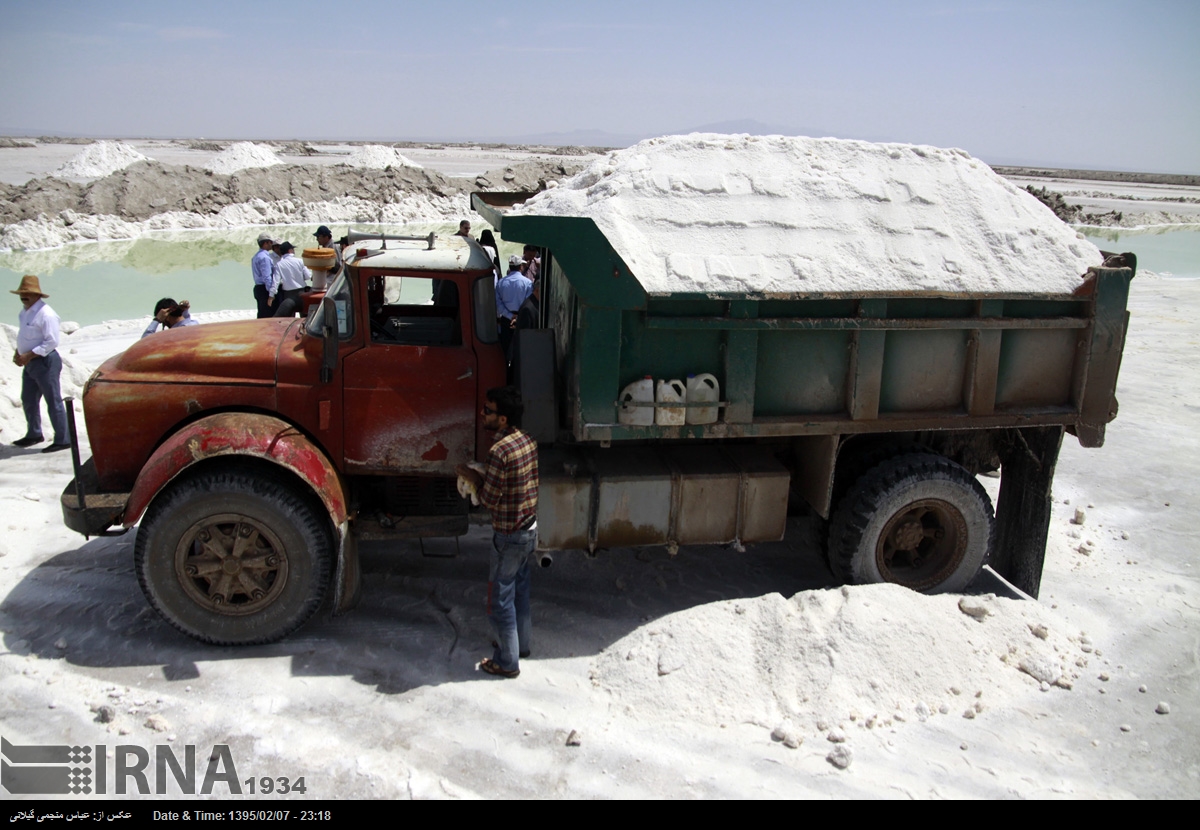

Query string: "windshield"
[306, 270, 354, 339]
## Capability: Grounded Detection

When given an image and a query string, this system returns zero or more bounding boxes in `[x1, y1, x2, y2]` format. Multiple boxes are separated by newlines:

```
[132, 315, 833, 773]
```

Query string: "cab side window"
[368, 276, 461, 346]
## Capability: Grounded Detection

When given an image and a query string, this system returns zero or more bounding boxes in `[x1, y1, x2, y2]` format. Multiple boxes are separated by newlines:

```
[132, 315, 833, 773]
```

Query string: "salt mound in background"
[205, 142, 282, 174]
[591, 584, 1087, 732]
[54, 141, 150, 179]
[345, 145, 422, 169]
[518, 134, 1101, 296]
[0, 193, 470, 251]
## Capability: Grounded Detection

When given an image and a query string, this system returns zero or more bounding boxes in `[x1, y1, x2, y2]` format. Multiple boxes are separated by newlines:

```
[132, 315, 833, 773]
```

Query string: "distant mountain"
[502, 120, 823, 148]
[673, 119, 814, 137]
[504, 128, 646, 149]
[0, 127, 108, 139]
[0, 127, 53, 137]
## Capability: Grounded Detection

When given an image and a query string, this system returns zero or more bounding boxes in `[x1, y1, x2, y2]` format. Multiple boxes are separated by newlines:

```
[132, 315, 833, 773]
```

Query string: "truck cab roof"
[342, 231, 494, 273]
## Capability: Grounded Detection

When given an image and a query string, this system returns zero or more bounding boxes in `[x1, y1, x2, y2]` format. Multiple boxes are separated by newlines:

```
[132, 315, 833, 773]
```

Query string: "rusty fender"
[122, 413, 355, 605]
[123, 412, 346, 528]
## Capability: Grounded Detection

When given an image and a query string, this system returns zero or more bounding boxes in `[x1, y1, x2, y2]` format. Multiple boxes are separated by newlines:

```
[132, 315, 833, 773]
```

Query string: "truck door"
[341, 273, 476, 475]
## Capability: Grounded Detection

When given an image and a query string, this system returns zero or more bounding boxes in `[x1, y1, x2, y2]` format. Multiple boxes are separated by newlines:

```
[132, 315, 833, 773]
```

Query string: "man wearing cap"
[496, 255, 533, 358]
[312, 225, 342, 291]
[10, 276, 69, 452]
[252, 232, 278, 318]
[272, 241, 311, 318]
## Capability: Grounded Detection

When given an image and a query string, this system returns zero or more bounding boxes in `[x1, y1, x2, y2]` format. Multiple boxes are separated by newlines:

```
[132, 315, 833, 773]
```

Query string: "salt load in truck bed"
[507, 133, 1103, 297]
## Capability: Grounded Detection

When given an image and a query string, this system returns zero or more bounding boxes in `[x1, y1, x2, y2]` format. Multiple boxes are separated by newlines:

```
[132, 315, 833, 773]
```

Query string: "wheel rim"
[875, 498, 967, 591]
[174, 513, 290, 616]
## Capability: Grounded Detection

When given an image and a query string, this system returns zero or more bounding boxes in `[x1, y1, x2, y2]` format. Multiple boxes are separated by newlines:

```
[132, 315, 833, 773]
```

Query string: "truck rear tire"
[134, 467, 333, 645]
[827, 453, 993, 593]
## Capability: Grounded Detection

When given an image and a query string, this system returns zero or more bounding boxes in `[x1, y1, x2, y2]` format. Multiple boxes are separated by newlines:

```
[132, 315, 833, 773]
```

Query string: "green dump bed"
[473, 193, 1133, 452]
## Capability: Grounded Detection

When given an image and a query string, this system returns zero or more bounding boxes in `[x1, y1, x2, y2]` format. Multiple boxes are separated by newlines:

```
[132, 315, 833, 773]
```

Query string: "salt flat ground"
[0, 141, 1196, 799]
[0, 275, 1196, 800]
[1004, 174, 1200, 222]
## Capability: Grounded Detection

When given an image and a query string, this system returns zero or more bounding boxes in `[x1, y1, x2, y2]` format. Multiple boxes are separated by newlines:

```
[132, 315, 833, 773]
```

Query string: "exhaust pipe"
[536, 551, 553, 569]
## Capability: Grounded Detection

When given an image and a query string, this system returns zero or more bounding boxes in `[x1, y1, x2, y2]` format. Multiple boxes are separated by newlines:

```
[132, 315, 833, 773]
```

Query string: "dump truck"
[60, 142, 1135, 646]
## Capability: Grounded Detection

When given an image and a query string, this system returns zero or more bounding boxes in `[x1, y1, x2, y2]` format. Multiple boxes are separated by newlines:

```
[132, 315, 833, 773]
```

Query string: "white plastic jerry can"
[655, 378, 687, 425]
[618, 376, 655, 425]
[686, 373, 720, 424]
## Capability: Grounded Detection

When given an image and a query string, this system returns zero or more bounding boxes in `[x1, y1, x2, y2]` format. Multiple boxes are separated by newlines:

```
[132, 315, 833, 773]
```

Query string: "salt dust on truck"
[59, 136, 1137, 646]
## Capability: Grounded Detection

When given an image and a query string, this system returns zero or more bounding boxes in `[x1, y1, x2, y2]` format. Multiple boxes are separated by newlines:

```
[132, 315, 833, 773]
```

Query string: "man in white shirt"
[272, 241, 312, 318]
[10, 275, 69, 452]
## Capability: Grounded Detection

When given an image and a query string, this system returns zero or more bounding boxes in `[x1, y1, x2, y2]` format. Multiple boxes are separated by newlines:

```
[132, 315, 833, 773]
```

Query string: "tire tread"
[134, 466, 332, 645]
[827, 452, 993, 591]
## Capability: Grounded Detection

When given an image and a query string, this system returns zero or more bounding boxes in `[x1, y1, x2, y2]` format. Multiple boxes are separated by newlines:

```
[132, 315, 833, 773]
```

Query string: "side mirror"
[320, 296, 337, 384]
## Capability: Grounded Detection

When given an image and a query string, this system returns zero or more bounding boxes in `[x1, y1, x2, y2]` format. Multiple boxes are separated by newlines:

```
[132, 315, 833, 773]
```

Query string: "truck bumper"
[60, 457, 129, 538]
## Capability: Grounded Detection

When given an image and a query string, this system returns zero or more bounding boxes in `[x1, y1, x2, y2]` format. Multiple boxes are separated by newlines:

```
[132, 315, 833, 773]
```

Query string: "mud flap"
[991, 426, 1064, 598]
[332, 520, 362, 615]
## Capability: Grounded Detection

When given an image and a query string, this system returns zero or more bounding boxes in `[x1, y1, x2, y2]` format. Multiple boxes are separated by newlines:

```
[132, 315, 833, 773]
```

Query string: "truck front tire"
[134, 467, 333, 645]
[827, 453, 993, 593]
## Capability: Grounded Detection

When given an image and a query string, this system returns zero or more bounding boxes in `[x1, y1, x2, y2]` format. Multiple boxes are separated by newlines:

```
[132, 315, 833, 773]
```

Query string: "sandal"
[479, 657, 520, 678]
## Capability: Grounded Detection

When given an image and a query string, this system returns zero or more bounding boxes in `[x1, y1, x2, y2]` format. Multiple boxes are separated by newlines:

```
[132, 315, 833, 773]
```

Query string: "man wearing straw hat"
[10, 275, 69, 452]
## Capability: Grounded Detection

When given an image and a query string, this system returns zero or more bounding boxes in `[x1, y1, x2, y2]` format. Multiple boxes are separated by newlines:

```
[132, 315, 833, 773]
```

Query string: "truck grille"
[378, 476, 465, 516]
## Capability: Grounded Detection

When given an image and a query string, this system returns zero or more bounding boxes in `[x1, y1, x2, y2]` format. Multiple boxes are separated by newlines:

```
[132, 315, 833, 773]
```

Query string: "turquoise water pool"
[1082, 227, 1200, 280]
[1, 224, 1195, 327]
[0, 223, 461, 326]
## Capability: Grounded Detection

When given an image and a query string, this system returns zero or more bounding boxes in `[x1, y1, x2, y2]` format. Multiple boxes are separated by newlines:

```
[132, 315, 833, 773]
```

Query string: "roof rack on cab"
[346, 229, 437, 254]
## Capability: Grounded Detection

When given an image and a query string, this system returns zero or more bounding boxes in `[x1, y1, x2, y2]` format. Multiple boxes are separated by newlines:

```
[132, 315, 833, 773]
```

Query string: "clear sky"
[2, 0, 1197, 173]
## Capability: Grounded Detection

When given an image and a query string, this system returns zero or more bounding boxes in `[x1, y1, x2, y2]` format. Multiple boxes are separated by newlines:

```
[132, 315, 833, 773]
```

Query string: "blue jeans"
[487, 527, 536, 672]
[22, 350, 67, 445]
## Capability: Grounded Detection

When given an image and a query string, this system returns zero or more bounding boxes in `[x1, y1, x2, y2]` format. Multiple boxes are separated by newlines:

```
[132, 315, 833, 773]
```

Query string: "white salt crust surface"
[516, 134, 1104, 297]
[53, 141, 150, 179]
[345, 145, 423, 170]
[0, 279, 1196, 797]
[204, 141, 282, 174]
[592, 584, 1077, 731]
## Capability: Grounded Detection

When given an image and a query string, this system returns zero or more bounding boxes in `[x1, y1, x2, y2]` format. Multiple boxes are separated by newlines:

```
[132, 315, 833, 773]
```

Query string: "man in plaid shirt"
[456, 386, 539, 678]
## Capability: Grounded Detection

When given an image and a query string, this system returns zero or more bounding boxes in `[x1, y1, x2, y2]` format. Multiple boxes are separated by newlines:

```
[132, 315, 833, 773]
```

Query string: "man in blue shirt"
[496, 255, 533, 358]
[251, 232, 277, 318]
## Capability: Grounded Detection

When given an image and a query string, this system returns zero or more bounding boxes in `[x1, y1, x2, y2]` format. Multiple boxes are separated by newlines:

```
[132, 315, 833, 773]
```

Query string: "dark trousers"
[254, 284, 272, 319]
[498, 317, 515, 361]
[273, 288, 303, 318]
[22, 350, 68, 444]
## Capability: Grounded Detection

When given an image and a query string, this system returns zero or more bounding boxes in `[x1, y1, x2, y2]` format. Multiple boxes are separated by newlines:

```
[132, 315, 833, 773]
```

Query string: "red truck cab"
[62, 231, 506, 644]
